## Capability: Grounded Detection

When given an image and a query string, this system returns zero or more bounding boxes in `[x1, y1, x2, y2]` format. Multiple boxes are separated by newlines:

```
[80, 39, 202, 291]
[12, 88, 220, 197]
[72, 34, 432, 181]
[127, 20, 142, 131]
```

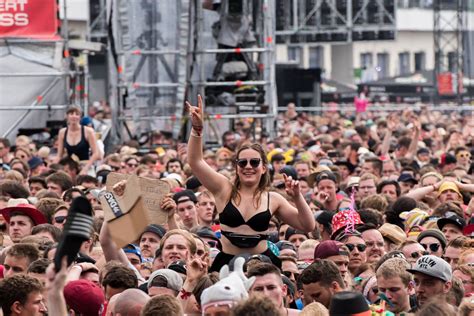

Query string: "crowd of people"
[0, 98, 472, 316]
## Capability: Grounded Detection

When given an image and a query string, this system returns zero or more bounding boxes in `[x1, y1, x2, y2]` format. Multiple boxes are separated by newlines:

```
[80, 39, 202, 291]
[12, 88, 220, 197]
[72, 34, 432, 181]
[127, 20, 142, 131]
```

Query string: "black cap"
[185, 176, 202, 191]
[329, 291, 370, 315]
[195, 226, 218, 241]
[315, 170, 337, 185]
[437, 215, 466, 231]
[285, 227, 308, 241]
[316, 211, 335, 228]
[96, 169, 110, 185]
[279, 166, 298, 180]
[397, 173, 418, 184]
[167, 260, 187, 275]
[173, 190, 198, 204]
[141, 224, 166, 239]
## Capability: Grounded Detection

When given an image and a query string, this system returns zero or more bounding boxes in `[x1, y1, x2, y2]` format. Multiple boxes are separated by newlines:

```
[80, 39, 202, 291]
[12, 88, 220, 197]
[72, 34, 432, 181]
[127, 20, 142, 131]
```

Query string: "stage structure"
[433, 0, 468, 105]
[107, 0, 277, 144]
[275, 0, 396, 43]
[0, 0, 77, 141]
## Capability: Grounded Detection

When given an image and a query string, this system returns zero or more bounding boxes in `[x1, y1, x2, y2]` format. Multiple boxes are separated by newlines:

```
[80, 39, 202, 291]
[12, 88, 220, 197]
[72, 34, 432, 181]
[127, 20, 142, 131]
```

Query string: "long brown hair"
[230, 143, 271, 209]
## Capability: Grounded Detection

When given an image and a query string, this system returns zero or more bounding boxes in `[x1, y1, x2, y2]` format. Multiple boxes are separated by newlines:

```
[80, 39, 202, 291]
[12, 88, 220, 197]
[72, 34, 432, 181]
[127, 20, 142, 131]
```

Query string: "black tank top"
[64, 126, 90, 161]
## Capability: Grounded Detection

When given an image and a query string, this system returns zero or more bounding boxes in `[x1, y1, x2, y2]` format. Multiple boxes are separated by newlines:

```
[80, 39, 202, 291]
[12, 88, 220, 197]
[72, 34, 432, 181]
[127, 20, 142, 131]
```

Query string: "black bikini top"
[219, 192, 271, 232]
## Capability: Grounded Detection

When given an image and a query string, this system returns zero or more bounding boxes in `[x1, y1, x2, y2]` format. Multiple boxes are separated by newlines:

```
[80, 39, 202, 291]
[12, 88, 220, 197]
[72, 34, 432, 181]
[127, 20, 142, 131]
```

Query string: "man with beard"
[196, 190, 215, 228]
[407, 255, 453, 310]
[222, 130, 238, 151]
[299, 259, 345, 308]
[361, 226, 386, 264]
[313, 240, 351, 288]
[376, 258, 414, 315]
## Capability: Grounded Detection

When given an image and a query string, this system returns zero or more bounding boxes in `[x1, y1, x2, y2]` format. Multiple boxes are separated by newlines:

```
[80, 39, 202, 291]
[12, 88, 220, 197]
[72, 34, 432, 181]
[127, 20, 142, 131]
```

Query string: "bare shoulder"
[269, 190, 285, 202]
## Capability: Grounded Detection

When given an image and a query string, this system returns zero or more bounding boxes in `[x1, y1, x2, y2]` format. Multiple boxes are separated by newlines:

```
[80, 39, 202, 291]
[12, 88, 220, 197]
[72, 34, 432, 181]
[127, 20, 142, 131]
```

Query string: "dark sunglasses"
[236, 158, 261, 169]
[421, 243, 441, 252]
[111, 165, 121, 171]
[283, 271, 300, 279]
[410, 251, 429, 259]
[346, 243, 367, 252]
[207, 240, 218, 248]
[54, 216, 66, 224]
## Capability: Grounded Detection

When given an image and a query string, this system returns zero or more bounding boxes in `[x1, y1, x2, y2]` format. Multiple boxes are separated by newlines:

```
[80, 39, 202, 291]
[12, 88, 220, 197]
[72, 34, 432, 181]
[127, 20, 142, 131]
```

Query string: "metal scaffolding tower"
[190, 0, 277, 140]
[107, 0, 277, 143]
[433, 0, 468, 105]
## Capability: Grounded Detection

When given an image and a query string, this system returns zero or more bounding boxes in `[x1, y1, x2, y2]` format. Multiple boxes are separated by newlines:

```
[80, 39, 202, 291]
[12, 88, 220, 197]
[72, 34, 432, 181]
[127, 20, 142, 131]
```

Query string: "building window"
[288, 46, 302, 63]
[377, 53, 390, 78]
[398, 52, 410, 75]
[309, 46, 324, 69]
[360, 53, 373, 69]
[414, 52, 426, 72]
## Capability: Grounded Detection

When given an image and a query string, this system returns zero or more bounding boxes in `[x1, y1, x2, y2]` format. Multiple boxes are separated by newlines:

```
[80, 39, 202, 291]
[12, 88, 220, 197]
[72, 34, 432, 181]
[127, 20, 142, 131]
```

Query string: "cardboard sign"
[101, 173, 171, 248]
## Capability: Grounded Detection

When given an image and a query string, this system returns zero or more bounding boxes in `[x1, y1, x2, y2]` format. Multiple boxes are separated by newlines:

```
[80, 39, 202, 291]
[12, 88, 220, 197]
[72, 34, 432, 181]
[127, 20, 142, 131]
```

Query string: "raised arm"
[186, 95, 232, 198]
[273, 174, 315, 232]
[380, 115, 397, 157]
[405, 118, 421, 161]
[405, 181, 441, 201]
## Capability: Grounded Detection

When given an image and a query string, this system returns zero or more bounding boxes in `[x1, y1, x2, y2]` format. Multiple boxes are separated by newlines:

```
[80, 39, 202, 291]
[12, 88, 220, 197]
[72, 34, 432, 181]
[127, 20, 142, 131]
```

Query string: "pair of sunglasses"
[54, 216, 66, 224]
[421, 243, 441, 252]
[283, 270, 300, 279]
[410, 251, 429, 259]
[236, 158, 261, 169]
[346, 243, 367, 252]
[207, 240, 218, 248]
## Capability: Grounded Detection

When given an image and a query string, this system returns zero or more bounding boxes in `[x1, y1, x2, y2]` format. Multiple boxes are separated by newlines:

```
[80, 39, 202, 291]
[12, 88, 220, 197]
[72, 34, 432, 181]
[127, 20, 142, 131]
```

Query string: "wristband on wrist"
[180, 288, 192, 299]
[192, 125, 203, 132]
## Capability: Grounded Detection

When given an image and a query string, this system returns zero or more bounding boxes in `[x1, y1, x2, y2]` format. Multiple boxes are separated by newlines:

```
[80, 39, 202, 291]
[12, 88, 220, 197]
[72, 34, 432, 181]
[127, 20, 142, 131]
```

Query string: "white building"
[276, 1, 474, 85]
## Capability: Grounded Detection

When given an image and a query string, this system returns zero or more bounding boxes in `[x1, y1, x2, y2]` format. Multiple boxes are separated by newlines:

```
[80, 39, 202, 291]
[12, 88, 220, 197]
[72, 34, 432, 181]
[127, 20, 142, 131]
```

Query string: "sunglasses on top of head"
[236, 158, 261, 169]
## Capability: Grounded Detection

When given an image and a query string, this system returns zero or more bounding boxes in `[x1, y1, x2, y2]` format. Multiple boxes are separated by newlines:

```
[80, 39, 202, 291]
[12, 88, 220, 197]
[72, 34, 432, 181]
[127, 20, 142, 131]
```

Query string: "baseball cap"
[315, 211, 335, 228]
[173, 189, 198, 204]
[329, 291, 370, 315]
[437, 215, 466, 231]
[407, 255, 452, 282]
[313, 240, 349, 260]
[397, 173, 418, 184]
[28, 156, 44, 170]
[314, 170, 337, 185]
[285, 227, 309, 241]
[195, 226, 219, 241]
[147, 268, 183, 291]
[167, 260, 187, 275]
[63, 280, 105, 316]
[185, 176, 202, 191]
[140, 224, 166, 239]
[123, 244, 142, 263]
